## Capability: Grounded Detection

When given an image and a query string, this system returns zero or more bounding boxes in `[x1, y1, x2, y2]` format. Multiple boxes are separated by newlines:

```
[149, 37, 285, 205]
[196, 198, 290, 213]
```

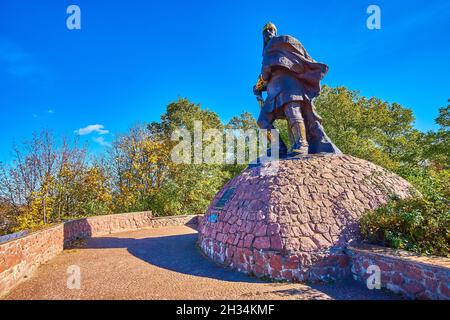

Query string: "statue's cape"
[262, 35, 328, 100]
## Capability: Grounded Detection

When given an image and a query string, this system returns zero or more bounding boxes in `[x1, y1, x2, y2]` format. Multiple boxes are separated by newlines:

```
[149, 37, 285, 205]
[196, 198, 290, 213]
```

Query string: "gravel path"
[3, 225, 400, 300]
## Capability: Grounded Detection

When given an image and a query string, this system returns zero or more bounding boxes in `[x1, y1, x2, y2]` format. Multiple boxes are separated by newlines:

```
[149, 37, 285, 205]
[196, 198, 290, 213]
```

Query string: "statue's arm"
[254, 74, 267, 93]
[253, 74, 267, 105]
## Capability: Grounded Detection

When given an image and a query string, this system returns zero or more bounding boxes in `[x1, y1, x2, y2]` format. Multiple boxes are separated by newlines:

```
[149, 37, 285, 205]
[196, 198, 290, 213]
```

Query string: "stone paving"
[3, 225, 401, 300]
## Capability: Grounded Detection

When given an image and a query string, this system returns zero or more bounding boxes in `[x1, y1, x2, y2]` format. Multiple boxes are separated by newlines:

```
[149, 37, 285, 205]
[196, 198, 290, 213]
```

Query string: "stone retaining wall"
[63, 212, 197, 245]
[200, 237, 351, 283]
[347, 245, 450, 300]
[0, 212, 198, 297]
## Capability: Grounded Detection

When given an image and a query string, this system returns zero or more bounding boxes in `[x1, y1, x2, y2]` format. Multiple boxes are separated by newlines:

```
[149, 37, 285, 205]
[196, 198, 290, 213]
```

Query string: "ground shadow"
[78, 228, 400, 299]
[82, 229, 265, 284]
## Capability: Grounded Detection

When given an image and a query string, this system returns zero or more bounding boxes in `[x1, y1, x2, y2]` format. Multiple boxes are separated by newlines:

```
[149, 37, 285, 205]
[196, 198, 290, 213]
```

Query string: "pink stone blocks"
[348, 245, 449, 300]
[198, 154, 450, 299]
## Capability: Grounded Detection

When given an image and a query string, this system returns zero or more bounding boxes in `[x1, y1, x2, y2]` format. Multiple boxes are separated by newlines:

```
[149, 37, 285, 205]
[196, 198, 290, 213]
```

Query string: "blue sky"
[1, 0, 449, 162]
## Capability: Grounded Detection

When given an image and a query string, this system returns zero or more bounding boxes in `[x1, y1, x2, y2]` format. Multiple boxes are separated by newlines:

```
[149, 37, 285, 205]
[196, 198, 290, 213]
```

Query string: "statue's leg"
[283, 102, 309, 156]
[257, 111, 288, 157]
[302, 101, 341, 154]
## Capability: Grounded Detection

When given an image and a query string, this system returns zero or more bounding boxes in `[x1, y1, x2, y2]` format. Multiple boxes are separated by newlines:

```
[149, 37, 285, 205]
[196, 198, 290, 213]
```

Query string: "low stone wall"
[347, 245, 450, 300]
[63, 212, 197, 245]
[200, 238, 351, 283]
[0, 212, 198, 297]
[0, 224, 65, 298]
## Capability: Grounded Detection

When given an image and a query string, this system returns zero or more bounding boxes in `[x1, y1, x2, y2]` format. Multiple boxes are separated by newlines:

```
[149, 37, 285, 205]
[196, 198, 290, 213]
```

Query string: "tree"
[425, 101, 450, 169]
[0, 130, 113, 234]
[106, 98, 225, 215]
[0, 199, 15, 235]
[148, 98, 230, 215]
[108, 125, 169, 213]
[314, 86, 425, 171]
[227, 111, 258, 131]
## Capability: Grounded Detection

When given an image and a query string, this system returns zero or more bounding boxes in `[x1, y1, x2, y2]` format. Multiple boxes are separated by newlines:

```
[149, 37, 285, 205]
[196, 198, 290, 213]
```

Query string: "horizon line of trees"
[0, 86, 448, 248]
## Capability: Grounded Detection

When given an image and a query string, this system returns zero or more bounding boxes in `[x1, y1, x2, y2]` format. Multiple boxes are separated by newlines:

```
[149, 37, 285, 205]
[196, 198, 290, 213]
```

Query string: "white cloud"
[0, 38, 48, 79]
[75, 124, 109, 136]
[93, 136, 111, 147]
[47, 109, 54, 114]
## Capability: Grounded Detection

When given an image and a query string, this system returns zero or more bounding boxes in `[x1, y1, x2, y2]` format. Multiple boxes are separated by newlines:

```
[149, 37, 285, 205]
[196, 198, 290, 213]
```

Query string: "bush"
[360, 196, 449, 257]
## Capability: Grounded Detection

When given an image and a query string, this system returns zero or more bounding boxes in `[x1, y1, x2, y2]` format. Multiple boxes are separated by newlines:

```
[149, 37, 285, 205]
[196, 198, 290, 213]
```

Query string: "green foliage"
[355, 99, 449, 256]
[316, 86, 423, 170]
[226, 111, 258, 131]
[360, 197, 449, 257]
[149, 98, 223, 137]
[424, 103, 450, 168]
[274, 120, 291, 150]
[149, 164, 230, 216]
[398, 166, 449, 201]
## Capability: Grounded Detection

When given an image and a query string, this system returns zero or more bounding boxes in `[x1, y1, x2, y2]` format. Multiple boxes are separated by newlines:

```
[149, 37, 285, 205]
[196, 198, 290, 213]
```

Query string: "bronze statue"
[253, 22, 341, 157]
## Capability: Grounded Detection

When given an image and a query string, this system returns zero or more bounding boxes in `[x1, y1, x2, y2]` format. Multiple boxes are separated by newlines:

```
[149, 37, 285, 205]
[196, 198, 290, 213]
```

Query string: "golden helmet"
[262, 22, 277, 34]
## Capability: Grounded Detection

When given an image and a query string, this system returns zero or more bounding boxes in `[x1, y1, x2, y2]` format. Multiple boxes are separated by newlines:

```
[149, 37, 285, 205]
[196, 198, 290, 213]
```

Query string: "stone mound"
[198, 154, 415, 282]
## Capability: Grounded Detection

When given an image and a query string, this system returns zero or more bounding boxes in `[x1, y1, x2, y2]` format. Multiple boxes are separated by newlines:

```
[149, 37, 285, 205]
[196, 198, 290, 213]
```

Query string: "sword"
[256, 94, 264, 109]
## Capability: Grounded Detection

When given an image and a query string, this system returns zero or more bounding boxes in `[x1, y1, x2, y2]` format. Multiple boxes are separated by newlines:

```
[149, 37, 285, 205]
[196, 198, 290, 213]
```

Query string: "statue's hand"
[254, 74, 267, 95]
[255, 94, 264, 109]
[253, 85, 262, 97]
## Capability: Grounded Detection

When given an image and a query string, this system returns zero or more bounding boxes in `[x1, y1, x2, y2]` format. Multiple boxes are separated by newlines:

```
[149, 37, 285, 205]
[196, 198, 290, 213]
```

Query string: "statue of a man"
[253, 22, 341, 157]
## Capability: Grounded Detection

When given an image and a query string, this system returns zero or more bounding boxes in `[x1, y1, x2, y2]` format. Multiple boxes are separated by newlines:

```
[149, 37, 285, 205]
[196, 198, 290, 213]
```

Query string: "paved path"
[4, 226, 400, 300]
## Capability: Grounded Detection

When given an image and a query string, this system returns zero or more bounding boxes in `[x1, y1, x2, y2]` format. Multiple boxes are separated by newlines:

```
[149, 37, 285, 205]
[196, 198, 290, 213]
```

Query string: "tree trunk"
[42, 197, 47, 224]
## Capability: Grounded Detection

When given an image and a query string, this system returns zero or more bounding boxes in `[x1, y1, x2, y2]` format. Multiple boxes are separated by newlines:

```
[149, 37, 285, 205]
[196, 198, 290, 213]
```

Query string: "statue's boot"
[289, 121, 309, 157]
[302, 102, 342, 154]
[283, 102, 309, 157]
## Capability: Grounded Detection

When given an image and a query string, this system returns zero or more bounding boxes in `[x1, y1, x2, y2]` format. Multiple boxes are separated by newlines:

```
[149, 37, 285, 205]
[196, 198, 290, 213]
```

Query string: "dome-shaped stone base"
[198, 154, 415, 282]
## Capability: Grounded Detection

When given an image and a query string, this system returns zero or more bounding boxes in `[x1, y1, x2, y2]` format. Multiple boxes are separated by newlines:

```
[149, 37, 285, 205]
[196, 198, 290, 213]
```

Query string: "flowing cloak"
[261, 35, 328, 117]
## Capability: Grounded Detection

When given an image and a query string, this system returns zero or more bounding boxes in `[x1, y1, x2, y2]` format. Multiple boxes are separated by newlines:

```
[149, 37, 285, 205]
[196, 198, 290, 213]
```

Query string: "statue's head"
[263, 22, 277, 45]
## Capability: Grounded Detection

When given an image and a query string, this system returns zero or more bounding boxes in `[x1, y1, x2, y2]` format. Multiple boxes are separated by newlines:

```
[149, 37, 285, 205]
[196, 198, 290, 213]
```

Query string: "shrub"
[360, 196, 449, 257]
